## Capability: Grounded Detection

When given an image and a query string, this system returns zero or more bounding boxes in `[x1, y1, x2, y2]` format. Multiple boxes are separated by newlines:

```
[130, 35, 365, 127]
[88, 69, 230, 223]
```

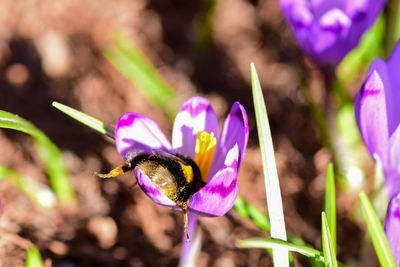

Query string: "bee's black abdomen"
[174, 154, 205, 199]
[128, 152, 205, 204]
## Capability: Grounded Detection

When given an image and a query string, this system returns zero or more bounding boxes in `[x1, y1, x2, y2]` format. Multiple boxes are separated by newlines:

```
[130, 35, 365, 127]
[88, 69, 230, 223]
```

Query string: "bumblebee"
[96, 150, 205, 241]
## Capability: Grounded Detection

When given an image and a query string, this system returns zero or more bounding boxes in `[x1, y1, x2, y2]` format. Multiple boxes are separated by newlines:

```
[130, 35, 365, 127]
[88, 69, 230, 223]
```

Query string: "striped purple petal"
[386, 42, 400, 134]
[390, 125, 400, 174]
[314, 9, 351, 53]
[134, 167, 177, 207]
[188, 144, 239, 217]
[387, 125, 400, 198]
[115, 113, 171, 160]
[209, 102, 248, 179]
[385, 172, 400, 204]
[172, 96, 219, 159]
[355, 65, 390, 171]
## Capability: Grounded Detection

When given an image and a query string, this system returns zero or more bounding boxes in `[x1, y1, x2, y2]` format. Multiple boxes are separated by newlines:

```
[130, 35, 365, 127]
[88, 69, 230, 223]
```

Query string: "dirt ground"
[0, 0, 367, 266]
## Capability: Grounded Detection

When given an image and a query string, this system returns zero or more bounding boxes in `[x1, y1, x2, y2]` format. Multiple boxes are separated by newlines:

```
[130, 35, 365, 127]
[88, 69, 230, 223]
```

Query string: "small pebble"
[87, 216, 118, 249]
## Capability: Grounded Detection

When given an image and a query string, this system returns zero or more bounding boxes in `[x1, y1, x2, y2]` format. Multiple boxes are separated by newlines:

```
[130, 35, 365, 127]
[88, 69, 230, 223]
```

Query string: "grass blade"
[52, 102, 115, 138]
[237, 238, 324, 263]
[324, 163, 336, 253]
[193, 0, 217, 52]
[25, 246, 44, 267]
[321, 212, 338, 267]
[103, 31, 178, 120]
[359, 192, 396, 266]
[0, 165, 56, 209]
[234, 195, 325, 267]
[251, 63, 288, 266]
[0, 110, 75, 204]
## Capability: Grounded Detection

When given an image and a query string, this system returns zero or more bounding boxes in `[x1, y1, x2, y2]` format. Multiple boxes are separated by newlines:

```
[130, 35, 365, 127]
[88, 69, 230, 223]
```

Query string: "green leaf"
[237, 238, 324, 263]
[52, 102, 115, 138]
[321, 212, 338, 267]
[0, 110, 75, 204]
[359, 192, 396, 267]
[25, 246, 44, 267]
[0, 165, 56, 209]
[251, 63, 288, 267]
[337, 14, 385, 87]
[324, 163, 336, 253]
[103, 31, 178, 120]
[234, 195, 325, 267]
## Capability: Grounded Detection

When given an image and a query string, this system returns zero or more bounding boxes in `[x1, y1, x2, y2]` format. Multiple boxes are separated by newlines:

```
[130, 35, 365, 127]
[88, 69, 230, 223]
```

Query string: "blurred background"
[0, 0, 371, 266]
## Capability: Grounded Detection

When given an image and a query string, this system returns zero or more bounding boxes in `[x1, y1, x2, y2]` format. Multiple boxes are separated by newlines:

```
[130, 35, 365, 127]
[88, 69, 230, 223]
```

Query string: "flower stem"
[179, 212, 200, 267]
[385, 0, 400, 57]
[300, 62, 364, 191]
[299, 68, 333, 152]
[319, 66, 365, 191]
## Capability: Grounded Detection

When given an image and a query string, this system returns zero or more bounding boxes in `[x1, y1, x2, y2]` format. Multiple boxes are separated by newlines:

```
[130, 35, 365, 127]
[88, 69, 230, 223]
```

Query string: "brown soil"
[0, 0, 366, 266]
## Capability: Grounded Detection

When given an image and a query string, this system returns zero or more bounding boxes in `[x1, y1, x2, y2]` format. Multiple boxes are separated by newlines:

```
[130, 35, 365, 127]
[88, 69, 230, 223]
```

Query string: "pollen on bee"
[178, 161, 194, 183]
[194, 131, 217, 182]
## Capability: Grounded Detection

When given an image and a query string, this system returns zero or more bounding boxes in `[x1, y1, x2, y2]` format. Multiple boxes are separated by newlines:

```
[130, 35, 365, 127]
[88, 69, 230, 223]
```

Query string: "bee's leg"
[182, 207, 190, 242]
[95, 163, 132, 179]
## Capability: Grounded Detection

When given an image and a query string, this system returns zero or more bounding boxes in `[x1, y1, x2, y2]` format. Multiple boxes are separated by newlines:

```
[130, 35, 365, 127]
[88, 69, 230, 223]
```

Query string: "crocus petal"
[172, 96, 219, 159]
[385, 172, 400, 203]
[385, 125, 400, 198]
[291, 4, 313, 29]
[390, 124, 400, 173]
[189, 145, 239, 217]
[134, 167, 177, 207]
[385, 192, 400, 266]
[209, 102, 248, 179]
[344, 0, 368, 18]
[309, 0, 335, 17]
[355, 66, 390, 170]
[315, 9, 351, 52]
[386, 42, 400, 133]
[115, 113, 171, 160]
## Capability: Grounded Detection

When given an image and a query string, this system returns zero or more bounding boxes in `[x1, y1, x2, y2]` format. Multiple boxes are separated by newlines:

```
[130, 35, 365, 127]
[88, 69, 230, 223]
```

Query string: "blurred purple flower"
[279, 0, 386, 67]
[355, 41, 400, 264]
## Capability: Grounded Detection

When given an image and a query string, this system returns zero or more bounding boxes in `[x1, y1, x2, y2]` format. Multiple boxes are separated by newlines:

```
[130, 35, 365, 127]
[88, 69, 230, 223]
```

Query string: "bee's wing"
[152, 149, 186, 164]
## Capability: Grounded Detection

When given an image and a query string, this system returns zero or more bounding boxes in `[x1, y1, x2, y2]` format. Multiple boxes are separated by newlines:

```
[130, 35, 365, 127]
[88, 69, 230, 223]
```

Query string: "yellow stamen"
[194, 131, 217, 182]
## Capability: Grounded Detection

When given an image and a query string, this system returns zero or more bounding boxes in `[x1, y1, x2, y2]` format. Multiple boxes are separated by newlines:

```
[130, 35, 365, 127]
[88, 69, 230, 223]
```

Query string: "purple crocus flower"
[355, 41, 400, 264]
[279, 0, 386, 67]
[111, 96, 248, 256]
